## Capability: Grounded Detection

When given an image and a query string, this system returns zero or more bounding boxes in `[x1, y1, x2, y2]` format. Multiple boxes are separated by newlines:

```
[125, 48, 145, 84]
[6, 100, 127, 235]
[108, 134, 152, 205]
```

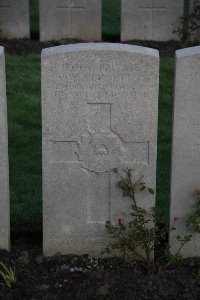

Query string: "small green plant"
[0, 262, 16, 288]
[187, 188, 200, 233]
[164, 233, 192, 268]
[174, 0, 200, 42]
[103, 169, 167, 267]
[103, 169, 196, 269]
[70, 257, 101, 273]
[194, 270, 200, 278]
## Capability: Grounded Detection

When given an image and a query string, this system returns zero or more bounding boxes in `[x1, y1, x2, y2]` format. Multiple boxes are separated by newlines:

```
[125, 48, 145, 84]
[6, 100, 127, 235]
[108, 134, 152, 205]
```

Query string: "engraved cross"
[50, 103, 149, 172]
[139, 0, 165, 12]
[139, 0, 165, 37]
[49, 103, 149, 224]
[57, 0, 85, 37]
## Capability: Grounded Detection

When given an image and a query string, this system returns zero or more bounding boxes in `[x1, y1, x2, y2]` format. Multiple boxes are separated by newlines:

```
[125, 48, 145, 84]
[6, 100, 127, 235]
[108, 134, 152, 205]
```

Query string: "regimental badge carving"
[78, 131, 122, 173]
[49, 103, 149, 174]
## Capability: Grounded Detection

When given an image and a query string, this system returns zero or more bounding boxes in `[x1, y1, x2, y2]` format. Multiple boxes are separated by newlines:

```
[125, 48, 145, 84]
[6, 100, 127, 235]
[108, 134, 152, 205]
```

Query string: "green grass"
[30, 0, 39, 39]
[6, 54, 41, 232]
[156, 58, 174, 223]
[5, 54, 174, 233]
[102, 0, 121, 40]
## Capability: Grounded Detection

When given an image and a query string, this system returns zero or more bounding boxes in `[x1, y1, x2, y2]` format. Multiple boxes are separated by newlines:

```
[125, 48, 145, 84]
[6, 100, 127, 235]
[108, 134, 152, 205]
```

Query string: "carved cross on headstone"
[49, 103, 149, 223]
[139, 0, 165, 37]
[57, 0, 85, 37]
[50, 103, 149, 170]
[139, 0, 166, 13]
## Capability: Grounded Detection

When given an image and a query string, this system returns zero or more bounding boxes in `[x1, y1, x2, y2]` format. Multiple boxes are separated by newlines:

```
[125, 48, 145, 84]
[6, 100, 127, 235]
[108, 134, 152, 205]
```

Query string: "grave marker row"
[1, 43, 200, 259]
[0, 0, 193, 41]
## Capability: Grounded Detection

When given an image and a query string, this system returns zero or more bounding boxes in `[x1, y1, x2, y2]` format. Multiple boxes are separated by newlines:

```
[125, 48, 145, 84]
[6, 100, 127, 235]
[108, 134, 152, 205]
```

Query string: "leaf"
[123, 190, 130, 198]
[140, 185, 146, 191]
[148, 188, 154, 195]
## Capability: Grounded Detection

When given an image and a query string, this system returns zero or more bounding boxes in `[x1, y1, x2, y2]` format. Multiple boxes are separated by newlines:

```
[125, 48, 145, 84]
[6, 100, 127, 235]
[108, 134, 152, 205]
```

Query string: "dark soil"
[0, 38, 199, 57]
[1, 241, 200, 300]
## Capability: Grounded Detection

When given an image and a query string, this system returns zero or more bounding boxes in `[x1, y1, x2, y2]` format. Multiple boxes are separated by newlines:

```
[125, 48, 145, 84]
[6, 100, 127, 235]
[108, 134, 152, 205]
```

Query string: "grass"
[102, 0, 121, 40]
[5, 54, 174, 233]
[6, 54, 41, 232]
[156, 58, 174, 223]
[30, 0, 39, 39]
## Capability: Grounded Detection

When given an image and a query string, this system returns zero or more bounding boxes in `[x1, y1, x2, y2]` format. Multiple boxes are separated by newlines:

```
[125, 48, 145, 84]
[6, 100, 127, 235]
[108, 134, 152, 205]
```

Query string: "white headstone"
[121, 0, 184, 41]
[0, 0, 30, 39]
[39, 0, 101, 42]
[0, 46, 10, 250]
[170, 46, 200, 257]
[42, 43, 159, 256]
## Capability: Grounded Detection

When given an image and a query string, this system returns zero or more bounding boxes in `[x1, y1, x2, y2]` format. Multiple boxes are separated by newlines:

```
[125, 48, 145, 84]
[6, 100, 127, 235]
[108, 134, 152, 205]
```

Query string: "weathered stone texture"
[170, 46, 200, 257]
[0, 0, 30, 39]
[0, 46, 10, 250]
[121, 0, 184, 41]
[42, 43, 159, 256]
[40, 0, 101, 41]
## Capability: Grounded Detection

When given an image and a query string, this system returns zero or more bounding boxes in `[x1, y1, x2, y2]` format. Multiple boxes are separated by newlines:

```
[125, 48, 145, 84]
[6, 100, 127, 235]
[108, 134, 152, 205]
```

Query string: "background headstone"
[0, 0, 30, 39]
[170, 46, 200, 257]
[0, 46, 10, 250]
[121, 0, 184, 41]
[40, 0, 101, 41]
[42, 43, 159, 256]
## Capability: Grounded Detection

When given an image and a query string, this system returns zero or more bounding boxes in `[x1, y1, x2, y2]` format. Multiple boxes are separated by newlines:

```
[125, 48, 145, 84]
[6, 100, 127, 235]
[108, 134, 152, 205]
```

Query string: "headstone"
[170, 46, 200, 257]
[0, 0, 30, 39]
[42, 43, 159, 256]
[121, 0, 184, 41]
[0, 46, 10, 250]
[39, 0, 101, 42]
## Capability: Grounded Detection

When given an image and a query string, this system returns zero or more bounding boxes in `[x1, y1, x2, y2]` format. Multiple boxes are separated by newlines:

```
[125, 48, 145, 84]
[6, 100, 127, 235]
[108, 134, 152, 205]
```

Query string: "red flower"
[173, 217, 179, 223]
[118, 218, 123, 225]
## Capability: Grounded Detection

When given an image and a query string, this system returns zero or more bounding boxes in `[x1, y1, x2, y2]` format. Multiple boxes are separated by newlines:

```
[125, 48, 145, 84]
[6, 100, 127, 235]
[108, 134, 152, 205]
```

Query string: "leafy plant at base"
[187, 188, 200, 233]
[164, 234, 192, 268]
[0, 262, 16, 288]
[102, 169, 167, 266]
[174, 0, 200, 42]
[103, 169, 197, 269]
[186, 187, 200, 278]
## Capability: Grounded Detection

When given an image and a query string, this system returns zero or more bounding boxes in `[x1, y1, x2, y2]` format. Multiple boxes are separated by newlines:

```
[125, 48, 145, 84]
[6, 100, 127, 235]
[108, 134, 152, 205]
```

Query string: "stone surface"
[0, 46, 10, 250]
[42, 43, 159, 256]
[0, 0, 30, 39]
[170, 46, 200, 257]
[121, 0, 184, 41]
[39, 0, 101, 42]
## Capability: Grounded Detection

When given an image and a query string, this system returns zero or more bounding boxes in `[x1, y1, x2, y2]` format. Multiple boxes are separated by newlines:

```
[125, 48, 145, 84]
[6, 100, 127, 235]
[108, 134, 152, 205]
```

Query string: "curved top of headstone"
[176, 46, 200, 58]
[42, 43, 159, 58]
